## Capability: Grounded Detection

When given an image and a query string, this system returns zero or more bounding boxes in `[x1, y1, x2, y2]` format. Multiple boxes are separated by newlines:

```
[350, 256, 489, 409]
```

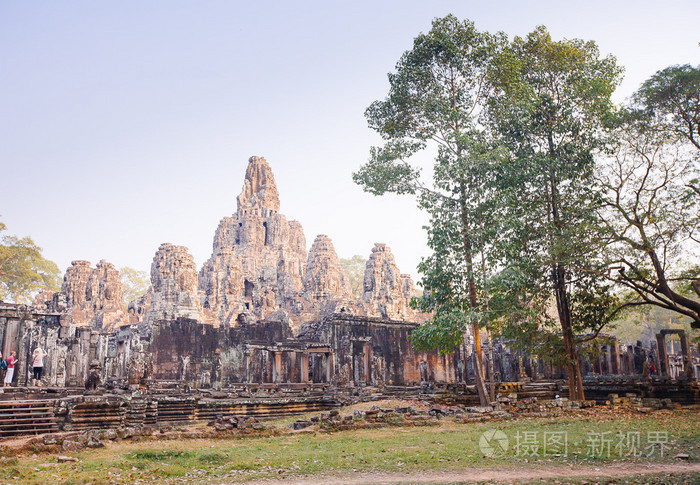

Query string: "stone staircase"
[0, 399, 59, 438]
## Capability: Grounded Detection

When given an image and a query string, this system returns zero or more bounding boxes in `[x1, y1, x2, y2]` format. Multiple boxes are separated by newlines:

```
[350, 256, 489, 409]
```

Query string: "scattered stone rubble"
[2, 423, 274, 455]
[289, 397, 602, 432]
[606, 393, 680, 413]
[0, 389, 692, 456]
[2, 155, 698, 443]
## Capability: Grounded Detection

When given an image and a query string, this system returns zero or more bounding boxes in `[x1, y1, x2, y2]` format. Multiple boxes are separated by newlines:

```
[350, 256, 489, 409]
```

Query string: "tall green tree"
[595, 80, 700, 328]
[0, 220, 60, 304]
[487, 27, 622, 400]
[353, 15, 505, 405]
[633, 64, 700, 150]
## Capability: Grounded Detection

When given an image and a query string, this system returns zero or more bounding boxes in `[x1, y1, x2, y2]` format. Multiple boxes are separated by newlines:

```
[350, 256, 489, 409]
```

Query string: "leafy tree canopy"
[0, 219, 60, 304]
[339, 255, 366, 299]
[633, 64, 700, 150]
[120, 266, 150, 305]
[484, 25, 622, 400]
[596, 78, 700, 328]
[354, 15, 506, 404]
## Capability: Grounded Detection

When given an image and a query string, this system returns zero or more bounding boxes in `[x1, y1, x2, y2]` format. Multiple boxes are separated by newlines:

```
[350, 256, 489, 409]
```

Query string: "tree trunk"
[486, 323, 496, 401]
[459, 184, 490, 406]
[468, 319, 490, 405]
[547, 154, 585, 401]
[553, 263, 586, 401]
[481, 250, 496, 401]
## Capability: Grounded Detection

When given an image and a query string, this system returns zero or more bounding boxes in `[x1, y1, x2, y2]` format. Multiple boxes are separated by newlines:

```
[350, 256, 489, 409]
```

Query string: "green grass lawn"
[0, 407, 698, 484]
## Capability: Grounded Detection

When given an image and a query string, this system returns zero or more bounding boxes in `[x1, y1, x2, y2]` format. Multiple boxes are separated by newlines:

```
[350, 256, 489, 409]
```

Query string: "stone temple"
[0, 156, 698, 437]
[3, 156, 457, 391]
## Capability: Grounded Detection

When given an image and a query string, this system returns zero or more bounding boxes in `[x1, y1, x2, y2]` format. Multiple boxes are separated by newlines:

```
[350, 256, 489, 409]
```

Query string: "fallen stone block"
[87, 436, 105, 448]
[291, 420, 312, 430]
[61, 440, 83, 452]
[57, 456, 79, 463]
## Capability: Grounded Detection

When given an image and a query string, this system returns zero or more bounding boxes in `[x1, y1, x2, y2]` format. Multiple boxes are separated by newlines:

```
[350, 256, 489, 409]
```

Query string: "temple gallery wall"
[1, 156, 698, 411]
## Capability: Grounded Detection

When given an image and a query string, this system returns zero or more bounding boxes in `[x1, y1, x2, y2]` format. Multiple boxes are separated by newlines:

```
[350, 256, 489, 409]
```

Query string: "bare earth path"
[238, 461, 700, 484]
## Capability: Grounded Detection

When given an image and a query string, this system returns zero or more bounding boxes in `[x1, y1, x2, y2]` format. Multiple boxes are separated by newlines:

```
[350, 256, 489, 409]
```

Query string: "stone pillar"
[656, 333, 668, 377]
[529, 357, 538, 380]
[273, 351, 282, 383]
[325, 353, 332, 383]
[300, 352, 309, 384]
[605, 345, 613, 375]
[243, 350, 249, 383]
[679, 332, 694, 381]
[518, 354, 527, 381]
[362, 343, 371, 383]
[611, 344, 620, 375]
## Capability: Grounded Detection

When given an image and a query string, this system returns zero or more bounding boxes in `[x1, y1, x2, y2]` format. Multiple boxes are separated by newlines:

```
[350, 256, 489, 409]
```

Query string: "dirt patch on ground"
[241, 461, 700, 484]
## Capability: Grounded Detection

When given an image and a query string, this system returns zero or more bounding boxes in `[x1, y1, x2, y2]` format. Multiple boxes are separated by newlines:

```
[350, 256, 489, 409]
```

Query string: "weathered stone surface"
[90, 260, 127, 329]
[237, 155, 280, 215]
[146, 243, 204, 323]
[362, 243, 417, 320]
[54, 260, 128, 330]
[197, 157, 421, 332]
[304, 235, 352, 302]
[198, 247, 244, 326]
[62, 260, 93, 310]
[199, 156, 308, 332]
[32, 288, 55, 309]
[127, 291, 151, 322]
[28, 156, 423, 335]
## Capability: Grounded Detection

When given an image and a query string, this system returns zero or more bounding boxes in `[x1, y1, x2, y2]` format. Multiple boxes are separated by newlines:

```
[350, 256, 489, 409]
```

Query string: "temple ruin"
[1, 156, 698, 439]
[1, 156, 446, 391]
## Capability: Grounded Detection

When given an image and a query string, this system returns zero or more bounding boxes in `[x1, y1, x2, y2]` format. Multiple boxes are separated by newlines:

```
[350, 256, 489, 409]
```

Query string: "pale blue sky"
[1, 1, 698, 282]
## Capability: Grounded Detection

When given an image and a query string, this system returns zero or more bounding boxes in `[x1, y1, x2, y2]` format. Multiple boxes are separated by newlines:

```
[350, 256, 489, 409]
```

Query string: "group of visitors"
[0, 347, 48, 388]
[0, 350, 17, 387]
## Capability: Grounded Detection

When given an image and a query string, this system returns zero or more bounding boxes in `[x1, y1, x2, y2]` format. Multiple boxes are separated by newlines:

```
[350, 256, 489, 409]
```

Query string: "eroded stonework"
[44, 260, 129, 330]
[195, 156, 418, 333]
[146, 243, 203, 323]
[36, 156, 420, 334]
[2, 155, 698, 425]
[304, 235, 353, 302]
[363, 243, 418, 320]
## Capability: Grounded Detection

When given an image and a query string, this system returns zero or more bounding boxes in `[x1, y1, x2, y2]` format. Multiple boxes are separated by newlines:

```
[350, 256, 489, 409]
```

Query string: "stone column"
[300, 351, 309, 384]
[325, 353, 332, 383]
[610, 343, 620, 375]
[626, 345, 634, 375]
[273, 351, 282, 383]
[605, 345, 613, 375]
[518, 354, 527, 381]
[656, 333, 668, 377]
[362, 343, 371, 383]
[679, 332, 694, 381]
[243, 349, 249, 383]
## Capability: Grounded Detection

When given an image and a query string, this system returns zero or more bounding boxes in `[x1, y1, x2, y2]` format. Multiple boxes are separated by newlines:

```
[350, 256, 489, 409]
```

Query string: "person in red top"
[4, 351, 17, 387]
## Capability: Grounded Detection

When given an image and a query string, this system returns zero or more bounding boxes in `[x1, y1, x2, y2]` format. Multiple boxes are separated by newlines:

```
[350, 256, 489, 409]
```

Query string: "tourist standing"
[32, 347, 47, 387]
[4, 351, 16, 387]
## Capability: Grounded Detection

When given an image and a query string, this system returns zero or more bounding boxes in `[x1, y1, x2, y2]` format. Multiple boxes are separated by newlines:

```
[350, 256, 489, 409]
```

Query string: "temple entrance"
[352, 340, 371, 386]
[309, 348, 332, 383]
